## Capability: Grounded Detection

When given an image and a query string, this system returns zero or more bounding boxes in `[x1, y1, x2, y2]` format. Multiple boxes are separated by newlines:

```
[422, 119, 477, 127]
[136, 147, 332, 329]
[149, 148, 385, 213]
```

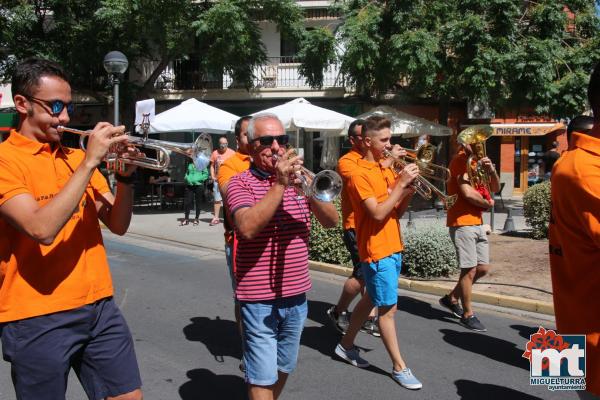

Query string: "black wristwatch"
[115, 173, 136, 185]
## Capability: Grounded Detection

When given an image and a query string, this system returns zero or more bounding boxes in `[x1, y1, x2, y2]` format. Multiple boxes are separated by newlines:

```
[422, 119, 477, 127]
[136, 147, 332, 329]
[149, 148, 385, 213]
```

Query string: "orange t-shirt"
[549, 132, 600, 395]
[348, 158, 403, 263]
[337, 149, 362, 230]
[446, 150, 484, 227]
[210, 148, 236, 177]
[217, 151, 251, 244]
[0, 130, 113, 323]
[217, 151, 251, 189]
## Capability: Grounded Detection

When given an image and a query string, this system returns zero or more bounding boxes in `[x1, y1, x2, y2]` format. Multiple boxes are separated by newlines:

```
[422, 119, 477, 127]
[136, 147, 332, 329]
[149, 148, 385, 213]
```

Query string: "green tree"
[0, 0, 335, 122]
[336, 0, 600, 122]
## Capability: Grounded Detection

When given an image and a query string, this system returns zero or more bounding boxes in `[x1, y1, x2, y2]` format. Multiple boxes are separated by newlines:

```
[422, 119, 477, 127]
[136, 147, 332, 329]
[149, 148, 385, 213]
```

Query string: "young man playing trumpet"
[334, 115, 423, 390]
[0, 58, 142, 400]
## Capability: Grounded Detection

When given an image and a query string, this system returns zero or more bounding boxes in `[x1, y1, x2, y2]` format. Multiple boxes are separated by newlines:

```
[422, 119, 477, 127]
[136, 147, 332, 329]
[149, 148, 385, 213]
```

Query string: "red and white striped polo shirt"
[226, 167, 312, 301]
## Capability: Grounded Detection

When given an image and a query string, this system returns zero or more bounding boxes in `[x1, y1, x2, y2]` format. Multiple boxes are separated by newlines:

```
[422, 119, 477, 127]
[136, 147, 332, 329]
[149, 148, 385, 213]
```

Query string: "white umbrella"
[357, 106, 451, 138]
[252, 98, 355, 146]
[136, 98, 239, 134]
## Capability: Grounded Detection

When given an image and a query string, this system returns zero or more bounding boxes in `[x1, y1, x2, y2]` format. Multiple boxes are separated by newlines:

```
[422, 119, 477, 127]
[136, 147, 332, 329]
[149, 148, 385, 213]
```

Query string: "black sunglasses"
[252, 134, 289, 147]
[27, 96, 74, 117]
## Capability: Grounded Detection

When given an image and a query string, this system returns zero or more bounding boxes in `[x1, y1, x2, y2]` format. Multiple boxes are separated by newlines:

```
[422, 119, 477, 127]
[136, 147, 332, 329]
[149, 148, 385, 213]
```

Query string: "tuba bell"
[457, 125, 493, 198]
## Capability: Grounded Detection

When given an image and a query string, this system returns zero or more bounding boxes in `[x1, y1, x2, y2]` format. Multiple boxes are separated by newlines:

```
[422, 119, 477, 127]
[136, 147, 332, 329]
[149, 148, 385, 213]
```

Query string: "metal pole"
[490, 192, 495, 233]
[113, 76, 120, 125]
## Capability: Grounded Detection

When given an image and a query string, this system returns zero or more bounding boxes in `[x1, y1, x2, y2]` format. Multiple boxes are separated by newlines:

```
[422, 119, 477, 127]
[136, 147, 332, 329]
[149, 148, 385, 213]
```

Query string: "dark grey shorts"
[449, 225, 490, 268]
[1, 297, 141, 400]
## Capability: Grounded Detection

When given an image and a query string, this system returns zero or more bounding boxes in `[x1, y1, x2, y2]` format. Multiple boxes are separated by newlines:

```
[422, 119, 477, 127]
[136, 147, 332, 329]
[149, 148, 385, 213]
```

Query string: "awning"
[462, 123, 566, 136]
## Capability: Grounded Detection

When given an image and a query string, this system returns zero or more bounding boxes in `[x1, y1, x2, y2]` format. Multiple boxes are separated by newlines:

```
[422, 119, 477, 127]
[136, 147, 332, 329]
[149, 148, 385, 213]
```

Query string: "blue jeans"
[240, 294, 308, 386]
[361, 253, 403, 307]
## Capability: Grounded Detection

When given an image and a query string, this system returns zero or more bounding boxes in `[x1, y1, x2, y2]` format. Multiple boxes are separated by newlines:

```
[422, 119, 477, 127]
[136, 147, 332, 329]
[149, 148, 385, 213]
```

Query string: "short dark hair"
[362, 115, 391, 137]
[588, 62, 600, 122]
[234, 115, 252, 137]
[567, 115, 594, 143]
[11, 58, 70, 99]
[347, 119, 365, 137]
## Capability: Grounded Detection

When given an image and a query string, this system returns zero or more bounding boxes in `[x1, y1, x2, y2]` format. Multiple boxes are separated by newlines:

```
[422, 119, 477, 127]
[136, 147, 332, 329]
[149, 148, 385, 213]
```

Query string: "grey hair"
[247, 112, 284, 141]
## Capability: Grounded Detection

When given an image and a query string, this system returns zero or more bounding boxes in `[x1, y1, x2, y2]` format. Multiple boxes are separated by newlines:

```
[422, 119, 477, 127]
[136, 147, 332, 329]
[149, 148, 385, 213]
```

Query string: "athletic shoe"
[334, 343, 370, 368]
[360, 318, 381, 337]
[326, 306, 349, 334]
[439, 295, 463, 318]
[460, 315, 487, 332]
[391, 368, 423, 390]
[239, 359, 246, 373]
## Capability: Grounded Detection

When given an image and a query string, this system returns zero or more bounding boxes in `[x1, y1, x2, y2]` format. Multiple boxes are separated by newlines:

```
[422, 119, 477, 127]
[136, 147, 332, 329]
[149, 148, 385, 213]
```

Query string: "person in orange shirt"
[209, 136, 236, 225]
[438, 136, 499, 332]
[217, 115, 251, 369]
[326, 119, 379, 337]
[549, 62, 600, 399]
[334, 115, 423, 390]
[0, 58, 143, 399]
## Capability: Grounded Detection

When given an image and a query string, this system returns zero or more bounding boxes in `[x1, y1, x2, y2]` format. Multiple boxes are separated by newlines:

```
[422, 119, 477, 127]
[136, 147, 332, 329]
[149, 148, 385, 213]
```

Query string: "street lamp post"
[103, 51, 129, 125]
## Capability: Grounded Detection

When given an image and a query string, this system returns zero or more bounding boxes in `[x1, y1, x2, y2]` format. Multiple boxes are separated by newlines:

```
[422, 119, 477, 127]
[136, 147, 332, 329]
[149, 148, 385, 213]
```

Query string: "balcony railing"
[164, 56, 345, 91]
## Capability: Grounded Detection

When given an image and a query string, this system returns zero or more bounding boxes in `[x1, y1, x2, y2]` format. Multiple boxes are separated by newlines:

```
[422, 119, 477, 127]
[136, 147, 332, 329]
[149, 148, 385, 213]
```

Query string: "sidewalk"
[125, 198, 554, 315]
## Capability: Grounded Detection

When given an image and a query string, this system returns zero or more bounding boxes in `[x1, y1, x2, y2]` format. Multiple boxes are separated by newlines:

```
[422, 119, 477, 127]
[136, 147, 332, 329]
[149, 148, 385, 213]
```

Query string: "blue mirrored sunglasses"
[27, 96, 74, 116]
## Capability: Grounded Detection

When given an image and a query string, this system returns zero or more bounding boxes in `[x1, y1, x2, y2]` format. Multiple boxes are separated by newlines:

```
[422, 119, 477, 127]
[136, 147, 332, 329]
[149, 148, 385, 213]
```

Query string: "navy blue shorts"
[342, 229, 363, 279]
[1, 297, 141, 400]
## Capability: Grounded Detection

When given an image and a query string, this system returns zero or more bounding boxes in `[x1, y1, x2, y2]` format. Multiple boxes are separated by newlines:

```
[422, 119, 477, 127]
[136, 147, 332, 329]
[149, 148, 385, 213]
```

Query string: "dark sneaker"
[391, 368, 423, 390]
[460, 315, 487, 332]
[334, 343, 370, 368]
[326, 306, 349, 334]
[360, 318, 381, 337]
[439, 295, 463, 318]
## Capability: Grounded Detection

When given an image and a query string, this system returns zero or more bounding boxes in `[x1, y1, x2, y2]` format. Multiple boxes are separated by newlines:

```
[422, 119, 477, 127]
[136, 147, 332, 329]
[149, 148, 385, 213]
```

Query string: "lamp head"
[103, 51, 129, 74]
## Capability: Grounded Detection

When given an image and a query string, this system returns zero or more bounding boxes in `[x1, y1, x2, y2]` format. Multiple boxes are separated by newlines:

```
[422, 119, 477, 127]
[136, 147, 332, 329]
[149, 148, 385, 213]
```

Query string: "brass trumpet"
[383, 145, 457, 209]
[274, 148, 343, 202]
[56, 126, 212, 172]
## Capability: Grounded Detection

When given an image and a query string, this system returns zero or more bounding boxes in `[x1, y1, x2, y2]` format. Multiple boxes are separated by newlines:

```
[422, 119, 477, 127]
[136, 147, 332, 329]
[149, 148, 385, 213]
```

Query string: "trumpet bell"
[310, 170, 343, 202]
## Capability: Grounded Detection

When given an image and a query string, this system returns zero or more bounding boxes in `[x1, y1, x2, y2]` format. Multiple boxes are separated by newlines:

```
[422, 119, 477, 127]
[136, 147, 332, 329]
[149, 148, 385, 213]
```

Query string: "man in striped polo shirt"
[226, 113, 339, 400]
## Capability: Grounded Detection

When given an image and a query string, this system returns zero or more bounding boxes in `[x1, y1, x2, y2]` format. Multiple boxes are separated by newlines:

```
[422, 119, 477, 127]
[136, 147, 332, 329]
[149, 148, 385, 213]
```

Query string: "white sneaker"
[334, 343, 370, 368]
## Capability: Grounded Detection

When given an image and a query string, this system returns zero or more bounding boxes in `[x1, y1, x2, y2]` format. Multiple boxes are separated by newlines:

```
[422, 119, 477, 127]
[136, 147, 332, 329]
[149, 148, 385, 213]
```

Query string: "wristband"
[115, 173, 136, 185]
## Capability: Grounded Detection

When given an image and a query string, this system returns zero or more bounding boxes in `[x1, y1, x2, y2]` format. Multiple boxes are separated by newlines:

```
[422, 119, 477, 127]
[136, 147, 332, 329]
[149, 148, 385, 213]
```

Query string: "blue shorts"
[361, 253, 402, 307]
[213, 181, 222, 202]
[0, 297, 141, 400]
[240, 294, 308, 386]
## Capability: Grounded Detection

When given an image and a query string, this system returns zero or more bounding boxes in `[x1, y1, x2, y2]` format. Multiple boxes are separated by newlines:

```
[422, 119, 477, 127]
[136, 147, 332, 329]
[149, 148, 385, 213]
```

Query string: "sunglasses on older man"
[252, 134, 289, 147]
[27, 96, 75, 117]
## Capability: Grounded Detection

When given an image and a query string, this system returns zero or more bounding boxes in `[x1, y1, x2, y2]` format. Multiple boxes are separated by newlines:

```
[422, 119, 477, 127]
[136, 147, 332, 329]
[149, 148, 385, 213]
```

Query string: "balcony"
[162, 56, 346, 92]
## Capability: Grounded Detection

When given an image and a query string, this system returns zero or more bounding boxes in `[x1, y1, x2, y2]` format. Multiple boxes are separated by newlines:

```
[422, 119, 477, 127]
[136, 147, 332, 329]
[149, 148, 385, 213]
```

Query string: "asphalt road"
[0, 233, 577, 400]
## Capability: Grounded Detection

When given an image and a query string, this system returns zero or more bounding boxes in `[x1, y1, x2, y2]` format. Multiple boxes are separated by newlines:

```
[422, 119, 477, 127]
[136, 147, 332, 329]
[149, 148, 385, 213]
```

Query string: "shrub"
[523, 181, 551, 239]
[309, 199, 352, 266]
[402, 221, 458, 278]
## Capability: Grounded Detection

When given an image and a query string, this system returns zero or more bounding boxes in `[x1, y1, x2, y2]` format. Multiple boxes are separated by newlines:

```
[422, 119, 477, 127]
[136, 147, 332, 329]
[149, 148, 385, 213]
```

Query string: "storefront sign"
[491, 123, 565, 136]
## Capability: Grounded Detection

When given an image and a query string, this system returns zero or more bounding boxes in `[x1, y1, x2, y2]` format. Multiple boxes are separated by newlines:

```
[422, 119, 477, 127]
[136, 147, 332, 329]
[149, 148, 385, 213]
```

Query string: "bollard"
[406, 210, 415, 229]
[503, 206, 516, 232]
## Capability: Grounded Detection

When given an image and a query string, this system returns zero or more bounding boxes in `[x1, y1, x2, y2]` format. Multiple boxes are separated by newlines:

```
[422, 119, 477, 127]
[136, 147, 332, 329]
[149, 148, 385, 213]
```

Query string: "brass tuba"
[457, 125, 493, 196]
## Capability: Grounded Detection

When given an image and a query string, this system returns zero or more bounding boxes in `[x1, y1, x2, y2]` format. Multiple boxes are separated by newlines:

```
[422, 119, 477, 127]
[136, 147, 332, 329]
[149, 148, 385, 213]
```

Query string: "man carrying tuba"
[438, 129, 500, 332]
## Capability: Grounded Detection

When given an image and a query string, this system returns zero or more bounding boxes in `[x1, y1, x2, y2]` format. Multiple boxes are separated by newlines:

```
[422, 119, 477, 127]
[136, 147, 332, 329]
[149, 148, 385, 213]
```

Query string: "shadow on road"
[183, 316, 242, 362]
[179, 368, 247, 400]
[511, 324, 546, 340]
[440, 329, 529, 370]
[455, 379, 542, 400]
[396, 295, 457, 323]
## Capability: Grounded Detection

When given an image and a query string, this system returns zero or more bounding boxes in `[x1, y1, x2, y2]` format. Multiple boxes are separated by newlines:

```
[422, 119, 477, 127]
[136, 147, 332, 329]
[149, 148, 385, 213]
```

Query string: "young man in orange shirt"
[327, 119, 379, 337]
[439, 136, 499, 332]
[334, 115, 423, 390]
[549, 62, 600, 399]
[0, 58, 143, 399]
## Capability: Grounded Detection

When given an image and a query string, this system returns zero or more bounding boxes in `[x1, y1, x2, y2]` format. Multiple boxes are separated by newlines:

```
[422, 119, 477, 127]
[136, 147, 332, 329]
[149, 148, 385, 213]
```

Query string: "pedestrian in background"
[209, 135, 235, 225]
[182, 155, 209, 225]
